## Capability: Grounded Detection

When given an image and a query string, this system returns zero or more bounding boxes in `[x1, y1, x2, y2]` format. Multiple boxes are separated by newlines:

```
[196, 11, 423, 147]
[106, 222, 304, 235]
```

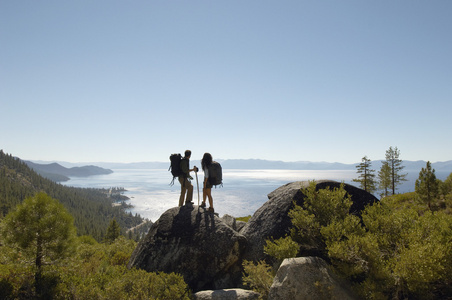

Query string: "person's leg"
[201, 187, 207, 207]
[206, 188, 213, 210]
[185, 180, 193, 204]
[178, 177, 186, 206]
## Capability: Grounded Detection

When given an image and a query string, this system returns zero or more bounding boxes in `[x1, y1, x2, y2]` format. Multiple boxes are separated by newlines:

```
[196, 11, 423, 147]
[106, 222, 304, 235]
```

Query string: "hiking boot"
[208, 207, 214, 213]
[200, 203, 206, 208]
[185, 201, 194, 206]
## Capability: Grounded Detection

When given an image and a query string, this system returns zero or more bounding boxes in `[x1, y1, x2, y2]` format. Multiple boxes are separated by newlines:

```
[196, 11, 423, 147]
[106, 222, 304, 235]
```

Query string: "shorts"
[205, 180, 213, 189]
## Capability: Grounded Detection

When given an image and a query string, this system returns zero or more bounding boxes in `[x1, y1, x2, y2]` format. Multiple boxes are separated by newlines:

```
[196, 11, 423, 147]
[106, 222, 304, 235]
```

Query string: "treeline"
[0, 150, 145, 241]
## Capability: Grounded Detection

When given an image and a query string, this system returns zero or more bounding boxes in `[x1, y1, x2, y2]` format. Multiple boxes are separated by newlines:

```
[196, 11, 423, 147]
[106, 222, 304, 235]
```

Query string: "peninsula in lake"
[24, 161, 113, 182]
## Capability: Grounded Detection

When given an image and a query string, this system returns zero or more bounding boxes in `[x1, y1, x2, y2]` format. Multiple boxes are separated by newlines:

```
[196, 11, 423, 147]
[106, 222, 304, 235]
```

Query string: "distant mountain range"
[105, 159, 449, 173]
[30, 159, 452, 173]
[24, 161, 113, 182]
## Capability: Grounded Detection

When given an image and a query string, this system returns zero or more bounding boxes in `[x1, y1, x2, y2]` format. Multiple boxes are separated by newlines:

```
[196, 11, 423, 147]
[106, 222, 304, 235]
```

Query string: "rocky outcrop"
[127, 205, 247, 292]
[128, 180, 377, 296]
[240, 180, 378, 263]
[268, 257, 357, 300]
[221, 214, 246, 232]
[194, 289, 261, 300]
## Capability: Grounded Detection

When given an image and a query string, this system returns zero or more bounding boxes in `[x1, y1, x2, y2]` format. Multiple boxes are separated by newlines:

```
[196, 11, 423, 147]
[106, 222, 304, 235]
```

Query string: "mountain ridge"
[29, 159, 452, 172]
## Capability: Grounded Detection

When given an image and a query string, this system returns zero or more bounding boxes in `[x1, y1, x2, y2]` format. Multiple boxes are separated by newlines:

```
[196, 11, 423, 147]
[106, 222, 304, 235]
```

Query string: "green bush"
[264, 236, 299, 262]
[323, 201, 452, 299]
[0, 264, 35, 299]
[236, 215, 252, 222]
[108, 269, 190, 300]
[289, 181, 352, 249]
[54, 237, 190, 299]
[242, 260, 274, 298]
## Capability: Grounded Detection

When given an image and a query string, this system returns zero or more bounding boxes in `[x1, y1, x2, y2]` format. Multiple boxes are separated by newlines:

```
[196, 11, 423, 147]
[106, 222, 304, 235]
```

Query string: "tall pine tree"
[1, 192, 77, 295]
[384, 146, 407, 195]
[415, 161, 439, 210]
[353, 156, 377, 194]
[378, 161, 392, 197]
[105, 219, 121, 244]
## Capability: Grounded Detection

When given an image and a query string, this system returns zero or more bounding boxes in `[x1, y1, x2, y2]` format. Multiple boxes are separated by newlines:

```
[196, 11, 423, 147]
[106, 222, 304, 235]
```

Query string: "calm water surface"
[61, 168, 426, 222]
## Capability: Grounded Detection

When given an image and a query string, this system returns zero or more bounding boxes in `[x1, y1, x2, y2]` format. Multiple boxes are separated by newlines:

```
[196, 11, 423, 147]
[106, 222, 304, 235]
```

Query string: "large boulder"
[127, 205, 247, 292]
[240, 180, 378, 263]
[268, 257, 357, 300]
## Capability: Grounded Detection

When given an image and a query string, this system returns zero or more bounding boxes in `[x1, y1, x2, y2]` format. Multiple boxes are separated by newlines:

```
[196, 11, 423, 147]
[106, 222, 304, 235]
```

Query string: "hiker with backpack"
[200, 152, 221, 213]
[173, 150, 198, 207]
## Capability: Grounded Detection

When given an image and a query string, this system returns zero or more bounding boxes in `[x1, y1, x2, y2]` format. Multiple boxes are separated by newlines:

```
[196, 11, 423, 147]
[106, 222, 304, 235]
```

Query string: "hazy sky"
[1, 1, 451, 164]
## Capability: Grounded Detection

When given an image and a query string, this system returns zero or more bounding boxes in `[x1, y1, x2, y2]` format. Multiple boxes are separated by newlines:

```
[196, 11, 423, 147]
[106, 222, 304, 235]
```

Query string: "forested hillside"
[0, 150, 144, 241]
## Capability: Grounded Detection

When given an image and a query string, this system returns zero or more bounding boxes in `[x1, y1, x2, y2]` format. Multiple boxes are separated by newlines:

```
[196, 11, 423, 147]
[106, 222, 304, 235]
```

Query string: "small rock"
[194, 288, 261, 300]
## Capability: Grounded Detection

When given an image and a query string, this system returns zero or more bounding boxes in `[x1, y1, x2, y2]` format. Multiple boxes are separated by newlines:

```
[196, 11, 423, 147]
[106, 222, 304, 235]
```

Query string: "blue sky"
[1, 1, 451, 164]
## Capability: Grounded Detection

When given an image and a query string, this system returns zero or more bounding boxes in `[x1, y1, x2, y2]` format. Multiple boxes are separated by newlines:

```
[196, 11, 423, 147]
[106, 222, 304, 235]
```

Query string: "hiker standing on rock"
[179, 150, 197, 207]
[200, 152, 215, 212]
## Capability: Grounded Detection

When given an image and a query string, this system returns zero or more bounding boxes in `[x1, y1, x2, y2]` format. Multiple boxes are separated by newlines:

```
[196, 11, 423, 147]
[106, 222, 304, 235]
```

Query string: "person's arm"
[190, 164, 198, 173]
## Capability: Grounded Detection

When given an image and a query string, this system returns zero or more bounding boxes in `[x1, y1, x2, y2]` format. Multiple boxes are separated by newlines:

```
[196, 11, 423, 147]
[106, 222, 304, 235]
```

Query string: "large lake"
[61, 169, 424, 222]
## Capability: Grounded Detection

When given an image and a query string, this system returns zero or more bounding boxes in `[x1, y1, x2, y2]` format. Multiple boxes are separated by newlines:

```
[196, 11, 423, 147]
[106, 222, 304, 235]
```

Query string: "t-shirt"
[180, 158, 189, 177]
[203, 166, 209, 179]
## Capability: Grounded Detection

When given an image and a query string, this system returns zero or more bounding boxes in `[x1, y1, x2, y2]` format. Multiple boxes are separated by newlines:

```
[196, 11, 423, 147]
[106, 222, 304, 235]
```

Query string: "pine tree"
[1, 192, 77, 294]
[384, 146, 407, 195]
[415, 161, 439, 210]
[105, 219, 121, 244]
[378, 162, 392, 197]
[353, 156, 377, 193]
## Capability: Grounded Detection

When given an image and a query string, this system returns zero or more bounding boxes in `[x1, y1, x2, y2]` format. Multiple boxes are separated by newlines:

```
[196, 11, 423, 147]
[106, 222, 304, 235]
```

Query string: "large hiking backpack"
[208, 161, 223, 187]
[169, 153, 183, 185]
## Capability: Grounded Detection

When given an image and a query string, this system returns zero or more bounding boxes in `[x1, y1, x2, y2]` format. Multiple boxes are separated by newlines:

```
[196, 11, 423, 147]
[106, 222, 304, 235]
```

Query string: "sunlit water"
[61, 169, 425, 222]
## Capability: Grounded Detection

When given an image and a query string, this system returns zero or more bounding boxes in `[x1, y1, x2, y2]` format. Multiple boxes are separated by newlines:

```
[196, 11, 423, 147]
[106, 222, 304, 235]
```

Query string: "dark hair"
[184, 150, 191, 158]
[201, 153, 213, 169]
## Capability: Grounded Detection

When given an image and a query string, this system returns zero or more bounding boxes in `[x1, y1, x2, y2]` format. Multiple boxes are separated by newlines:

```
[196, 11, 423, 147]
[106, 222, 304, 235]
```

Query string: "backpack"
[208, 161, 223, 187]
[169, 153, 183, 185]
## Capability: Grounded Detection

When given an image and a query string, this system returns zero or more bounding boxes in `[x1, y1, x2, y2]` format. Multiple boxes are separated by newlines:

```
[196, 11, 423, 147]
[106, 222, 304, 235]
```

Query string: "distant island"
[24, 161, 113, 182]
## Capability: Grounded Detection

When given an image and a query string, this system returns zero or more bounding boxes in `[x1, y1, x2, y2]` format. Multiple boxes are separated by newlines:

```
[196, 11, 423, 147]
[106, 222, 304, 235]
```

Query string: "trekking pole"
[195, 170, 200, 206]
